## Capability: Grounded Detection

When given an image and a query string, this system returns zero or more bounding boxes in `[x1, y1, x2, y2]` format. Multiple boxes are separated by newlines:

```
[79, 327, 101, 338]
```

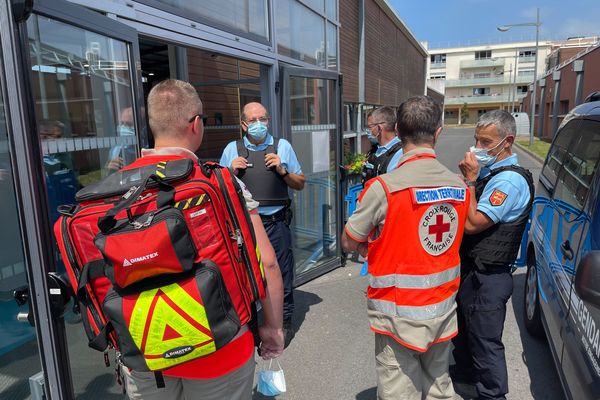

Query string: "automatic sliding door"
[281, 66, 342, 284]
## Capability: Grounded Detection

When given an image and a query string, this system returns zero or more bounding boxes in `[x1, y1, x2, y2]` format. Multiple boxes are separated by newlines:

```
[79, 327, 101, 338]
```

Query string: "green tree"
[460, 103, 470, 124]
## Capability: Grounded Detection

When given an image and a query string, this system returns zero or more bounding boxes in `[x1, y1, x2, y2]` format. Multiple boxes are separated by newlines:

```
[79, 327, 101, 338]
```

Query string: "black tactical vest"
[460, 165, 535, 272]
[362, 141, 403, 182]
[235, 139, 290, 207]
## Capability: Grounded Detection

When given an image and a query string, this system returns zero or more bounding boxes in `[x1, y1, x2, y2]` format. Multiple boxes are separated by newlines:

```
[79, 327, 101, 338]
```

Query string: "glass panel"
[276, 0, 325, 66]
[326, 0, 337, 20]
[302, 0, 324, 13]
[288, 76, 338, 276]
[0, 47, 42, 400]
[326, 22, 337, 70]
[147, 0, 269, 41]
[28, 14, 136, 398]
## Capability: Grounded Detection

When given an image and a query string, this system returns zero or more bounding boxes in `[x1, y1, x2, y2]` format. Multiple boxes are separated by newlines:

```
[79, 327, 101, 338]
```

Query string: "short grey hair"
[476, 110, 516, 138]
[367, 106, 396, 132]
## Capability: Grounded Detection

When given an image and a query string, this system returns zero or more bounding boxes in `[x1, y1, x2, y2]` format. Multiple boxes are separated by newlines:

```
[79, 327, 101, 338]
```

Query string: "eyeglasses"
[244, 116, 269, 124]
[366, 122, 384, 129]
[188, 113, 205, 123]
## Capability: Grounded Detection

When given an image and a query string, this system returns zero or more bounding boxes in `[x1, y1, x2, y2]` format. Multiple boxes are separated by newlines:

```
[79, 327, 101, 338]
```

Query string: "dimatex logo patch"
[489, 189, 508, 206]
[413, 187, 466, 204]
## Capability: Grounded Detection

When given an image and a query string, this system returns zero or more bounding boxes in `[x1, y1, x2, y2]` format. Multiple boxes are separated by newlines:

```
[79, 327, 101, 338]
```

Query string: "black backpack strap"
[236, 139, 249, 159]
[377, 141, 403, 174]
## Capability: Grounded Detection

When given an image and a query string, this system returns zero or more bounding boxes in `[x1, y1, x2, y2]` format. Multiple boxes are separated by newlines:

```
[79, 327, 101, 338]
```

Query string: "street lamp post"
[498, 7, 541, 146]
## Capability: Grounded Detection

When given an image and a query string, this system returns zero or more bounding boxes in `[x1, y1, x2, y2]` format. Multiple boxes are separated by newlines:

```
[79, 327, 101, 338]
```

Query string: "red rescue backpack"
[53, 155, 266, 376]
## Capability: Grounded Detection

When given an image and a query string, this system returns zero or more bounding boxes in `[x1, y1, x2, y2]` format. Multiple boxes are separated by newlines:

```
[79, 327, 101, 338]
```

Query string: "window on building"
[430, 74, 446, 80]
[475, 50, 492, 60]
[474, 72, 491, 79]
[142, 0, 270, 41]
[445, 110, 456, 117]
[473, 87, 490, 96]
[478, 109, 489, 116]
[517, 85, 529, 93]
[518, 69, 535, 76]
[560, 100, 570, 115]
[431, 54, 446, 64]
[276, 0, 325, 66]
[519, 49, 537, 58]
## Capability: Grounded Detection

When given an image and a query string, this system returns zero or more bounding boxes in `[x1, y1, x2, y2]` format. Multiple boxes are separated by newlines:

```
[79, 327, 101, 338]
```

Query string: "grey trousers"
[124, 356, 255, 400]
[375, 333, 455, 400]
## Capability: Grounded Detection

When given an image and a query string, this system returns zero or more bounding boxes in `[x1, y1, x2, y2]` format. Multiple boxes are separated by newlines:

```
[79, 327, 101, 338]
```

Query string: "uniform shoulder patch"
[489, 189, 508, 206]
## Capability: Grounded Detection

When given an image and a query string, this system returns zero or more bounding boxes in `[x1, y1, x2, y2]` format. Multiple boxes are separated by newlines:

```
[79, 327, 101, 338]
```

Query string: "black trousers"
[452, 269, 513, 400]
[262, 218, 295, 321]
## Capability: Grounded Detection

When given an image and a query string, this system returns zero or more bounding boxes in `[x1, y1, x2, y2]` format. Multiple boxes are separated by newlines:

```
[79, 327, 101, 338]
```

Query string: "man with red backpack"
[121, 79, 284, 399]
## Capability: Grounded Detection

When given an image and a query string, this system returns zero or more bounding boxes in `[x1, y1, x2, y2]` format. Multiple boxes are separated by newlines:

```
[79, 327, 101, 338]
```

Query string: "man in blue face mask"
[220, 102, 305, 349]
[106, 107, 137, 172]
[362, 106, 403, 182]
[451, 110, 534, 400]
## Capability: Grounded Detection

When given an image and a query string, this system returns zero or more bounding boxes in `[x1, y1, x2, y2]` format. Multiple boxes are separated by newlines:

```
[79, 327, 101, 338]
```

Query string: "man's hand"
[258, 326, 284, 360]
[265, 153, 284, 174]
[232, 156, 249, 175]
[459, 152, 480, 182]
[106, 156, 124, 171]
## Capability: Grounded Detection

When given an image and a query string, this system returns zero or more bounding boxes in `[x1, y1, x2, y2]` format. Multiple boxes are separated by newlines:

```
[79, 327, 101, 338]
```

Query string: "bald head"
[241, 102, 269, 123]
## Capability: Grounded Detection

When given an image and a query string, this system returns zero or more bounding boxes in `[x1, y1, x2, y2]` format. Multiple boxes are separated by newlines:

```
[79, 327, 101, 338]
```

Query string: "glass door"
[280, 66, 342, 285]
[2, 0, 144, 398]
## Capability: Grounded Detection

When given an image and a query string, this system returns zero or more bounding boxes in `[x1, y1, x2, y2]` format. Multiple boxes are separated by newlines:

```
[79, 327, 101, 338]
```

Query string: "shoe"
[449, 364, 476, 385]
[283, 320, 295, 349]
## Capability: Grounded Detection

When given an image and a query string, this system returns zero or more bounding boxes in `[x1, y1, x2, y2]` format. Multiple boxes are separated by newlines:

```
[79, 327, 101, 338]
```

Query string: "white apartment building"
[428, 41, 552, 124]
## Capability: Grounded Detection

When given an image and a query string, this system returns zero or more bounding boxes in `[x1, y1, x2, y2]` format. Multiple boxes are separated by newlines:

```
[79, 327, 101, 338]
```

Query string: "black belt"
[260, 208, 287, 223]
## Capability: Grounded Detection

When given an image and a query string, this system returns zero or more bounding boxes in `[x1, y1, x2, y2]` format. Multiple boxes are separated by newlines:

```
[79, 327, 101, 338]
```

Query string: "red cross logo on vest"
[429, 214, 451, 243]
[419, 203, 459, 256]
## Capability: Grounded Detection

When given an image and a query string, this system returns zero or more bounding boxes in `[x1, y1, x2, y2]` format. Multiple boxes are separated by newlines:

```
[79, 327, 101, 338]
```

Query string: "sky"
[389, 0, 600, 48]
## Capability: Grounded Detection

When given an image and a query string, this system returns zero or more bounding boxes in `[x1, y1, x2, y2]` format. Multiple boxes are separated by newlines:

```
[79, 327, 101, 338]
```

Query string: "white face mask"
[470, 138, 507, 167]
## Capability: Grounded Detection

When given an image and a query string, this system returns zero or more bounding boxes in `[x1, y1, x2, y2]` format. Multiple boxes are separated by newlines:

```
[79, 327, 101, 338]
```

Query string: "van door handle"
[560, 240, 574, 261]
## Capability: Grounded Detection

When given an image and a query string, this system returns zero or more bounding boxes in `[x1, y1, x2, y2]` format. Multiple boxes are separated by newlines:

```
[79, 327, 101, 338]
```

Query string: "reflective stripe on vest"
[368, 293, 457, 321]
[369, 264, 460, 289]
[129, 283, 216, 370]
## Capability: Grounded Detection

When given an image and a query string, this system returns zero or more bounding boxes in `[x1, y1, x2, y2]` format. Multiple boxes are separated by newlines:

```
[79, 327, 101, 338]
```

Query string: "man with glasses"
[452, 110, 534, 400]
[220, 102, 305, 348]
[362, 106, 403, 182]
[124, 81, 284, 399]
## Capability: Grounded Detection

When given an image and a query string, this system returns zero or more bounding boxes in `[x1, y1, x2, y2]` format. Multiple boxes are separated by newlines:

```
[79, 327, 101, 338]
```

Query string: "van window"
[553, 120, 600, 210]
[541, 120, 579, 188]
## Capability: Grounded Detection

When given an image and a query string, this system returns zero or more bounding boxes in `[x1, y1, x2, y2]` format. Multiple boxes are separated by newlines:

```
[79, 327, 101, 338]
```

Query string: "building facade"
[522, 39, 600, 139]
[339, 0, 427, 156]
[428, 41, 552, 124]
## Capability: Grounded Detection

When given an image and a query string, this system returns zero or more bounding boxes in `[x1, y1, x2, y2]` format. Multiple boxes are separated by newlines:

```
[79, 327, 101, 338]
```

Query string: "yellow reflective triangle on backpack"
[128, 283, 217, 370]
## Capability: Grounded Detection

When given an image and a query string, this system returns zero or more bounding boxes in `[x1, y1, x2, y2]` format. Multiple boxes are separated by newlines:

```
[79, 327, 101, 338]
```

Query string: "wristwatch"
[465, 180, 477, 187]
[280, 168, 290, 178]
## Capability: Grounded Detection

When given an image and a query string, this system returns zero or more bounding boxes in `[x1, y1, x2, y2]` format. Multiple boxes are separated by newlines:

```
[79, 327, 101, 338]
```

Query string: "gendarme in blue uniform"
[373, 136, 404, 173]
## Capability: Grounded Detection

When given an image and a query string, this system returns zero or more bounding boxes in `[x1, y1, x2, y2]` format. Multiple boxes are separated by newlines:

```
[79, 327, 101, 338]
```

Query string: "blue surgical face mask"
[366, 129, 379, 145]
[470, 138, 506, 167]
[117, 124, 135, 136]
[247, 121, 268, 142]
[257, 362, 286, 396]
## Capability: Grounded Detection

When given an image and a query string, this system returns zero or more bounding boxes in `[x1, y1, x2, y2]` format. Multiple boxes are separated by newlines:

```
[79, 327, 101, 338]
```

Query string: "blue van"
[523, 94, 600, 400]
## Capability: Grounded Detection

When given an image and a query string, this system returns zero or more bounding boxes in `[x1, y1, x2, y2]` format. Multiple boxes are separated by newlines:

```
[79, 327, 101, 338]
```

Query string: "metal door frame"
[0, 0, 143, 398]
[279, 65, 343, 285]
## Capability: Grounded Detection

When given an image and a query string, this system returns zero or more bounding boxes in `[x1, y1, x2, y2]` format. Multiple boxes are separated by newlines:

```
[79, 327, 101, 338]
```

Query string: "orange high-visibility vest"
[365, 154, 470, 349]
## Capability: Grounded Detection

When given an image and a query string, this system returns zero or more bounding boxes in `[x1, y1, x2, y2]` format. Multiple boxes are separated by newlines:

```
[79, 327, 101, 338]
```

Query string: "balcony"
[445, 75, 535, 87]
[431, 62, 446, 69]
[460, 58, 505, 69]
[518, 56, 536, 63]
[445, 92, 527, 106]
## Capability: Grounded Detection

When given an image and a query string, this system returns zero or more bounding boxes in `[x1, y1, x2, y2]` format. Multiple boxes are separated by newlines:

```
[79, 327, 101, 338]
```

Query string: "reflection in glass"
[327, 22, 338, 70]
[148, 0, 269, 41]
[0, 51, 42, 400]
[288, 77, 338, 276]
[326, 0, 337, 20]
[28, 14, 135, 398]
[276, 0, 325, 66]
